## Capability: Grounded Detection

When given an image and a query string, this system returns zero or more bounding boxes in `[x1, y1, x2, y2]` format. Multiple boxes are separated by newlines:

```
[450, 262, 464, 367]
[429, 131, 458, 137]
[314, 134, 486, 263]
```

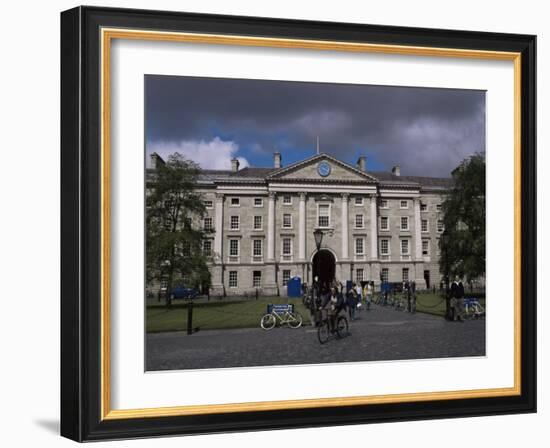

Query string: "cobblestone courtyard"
[146, 304, 485, 371]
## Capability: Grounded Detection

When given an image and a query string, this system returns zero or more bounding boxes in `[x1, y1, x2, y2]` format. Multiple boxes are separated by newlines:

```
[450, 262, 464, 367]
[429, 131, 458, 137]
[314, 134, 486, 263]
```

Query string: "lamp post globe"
[313, 228, 324, 252]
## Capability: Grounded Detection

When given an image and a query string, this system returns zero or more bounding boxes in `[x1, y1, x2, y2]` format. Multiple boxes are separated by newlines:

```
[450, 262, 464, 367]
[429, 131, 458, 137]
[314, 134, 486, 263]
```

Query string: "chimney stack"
[357, 155, 367, 172]
[274, 151, 282, 169]
[392, 165, 401, 177]
[150, 152, 165, 169]
[231, 158, 240, 173]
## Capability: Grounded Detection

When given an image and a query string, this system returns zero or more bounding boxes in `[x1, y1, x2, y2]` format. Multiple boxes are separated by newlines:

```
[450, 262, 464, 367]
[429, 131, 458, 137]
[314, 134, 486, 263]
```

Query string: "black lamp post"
[313, 228, 324, 252]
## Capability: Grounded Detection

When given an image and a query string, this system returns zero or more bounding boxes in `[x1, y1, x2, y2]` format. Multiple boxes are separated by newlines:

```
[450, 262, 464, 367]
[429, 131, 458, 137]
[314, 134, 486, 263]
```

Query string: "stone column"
[267, 192, 276, 261]
[341, 193, 349, 260]
[414, 198, 422, 261]
[298, 192, 307, 261]
[370, 195, 378, 260]
[211, 193, 225, 296]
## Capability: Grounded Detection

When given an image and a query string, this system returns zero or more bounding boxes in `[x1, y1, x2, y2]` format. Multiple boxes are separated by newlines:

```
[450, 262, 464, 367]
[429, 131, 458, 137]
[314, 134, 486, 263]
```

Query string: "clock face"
[317, 161, 331, 177]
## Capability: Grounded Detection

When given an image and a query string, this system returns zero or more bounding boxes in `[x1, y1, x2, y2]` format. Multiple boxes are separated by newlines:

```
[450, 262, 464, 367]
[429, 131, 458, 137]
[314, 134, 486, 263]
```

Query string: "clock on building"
[317, 161, 331, 177]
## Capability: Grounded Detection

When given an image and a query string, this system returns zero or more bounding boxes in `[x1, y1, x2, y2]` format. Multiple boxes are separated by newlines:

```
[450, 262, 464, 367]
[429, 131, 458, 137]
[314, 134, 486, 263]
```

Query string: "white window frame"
[282, 194, 292, 205]
[400, 216, 409, 231]
[355, 214, 364, 229]
[356, 268, 364, 283]
[402, 268, 409, 282]
[354, 197, 364, 206]
[379, 199, 389, 209]
[230, 215, 240, 230]
[282, 213, 293, 229]
[253, 239, 263, 257]
[400, 200, 409, 209]
[253, 215, 263, 230]
[228, 271, 238, 288]
[355, 237, 365, 256]
[281, 237, 293, 256]
[380, 216, 389, 231]
[203, 217, 213, 231]
[202, 240, 212, 257]
[317, 203, 331, 228]
[230, 197, 240, 207]
[229, 239, 240, 257]
[282, 270, 291, 286]
[420, 202, 427, 212]
[421, 218, 429, 233]
[437, 220, 445, 233]
[380, 238, 390, 256]
[436, 204, 443, 212]
[204, 200, 213, 209]
[422, 239, 430, 256]
[381, 268, 389, 283]
[252, 271, 262, 288]
[401, 238, 410, 255]
[253, 198, 263, 207]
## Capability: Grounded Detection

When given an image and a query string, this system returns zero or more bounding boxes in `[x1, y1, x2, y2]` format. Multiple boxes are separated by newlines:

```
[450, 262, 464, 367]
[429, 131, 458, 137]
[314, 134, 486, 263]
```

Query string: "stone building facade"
[149, 152, 453, 297]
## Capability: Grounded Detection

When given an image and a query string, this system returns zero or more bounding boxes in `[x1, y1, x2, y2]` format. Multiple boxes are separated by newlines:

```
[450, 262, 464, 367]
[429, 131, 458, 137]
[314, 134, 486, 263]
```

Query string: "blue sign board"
[267, 303, 294, 314]
[287, 276, 302, 297]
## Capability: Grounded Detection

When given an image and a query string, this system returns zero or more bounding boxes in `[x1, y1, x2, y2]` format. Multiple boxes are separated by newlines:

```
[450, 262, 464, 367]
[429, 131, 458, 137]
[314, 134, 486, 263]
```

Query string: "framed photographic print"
[60, 6, 536, 441]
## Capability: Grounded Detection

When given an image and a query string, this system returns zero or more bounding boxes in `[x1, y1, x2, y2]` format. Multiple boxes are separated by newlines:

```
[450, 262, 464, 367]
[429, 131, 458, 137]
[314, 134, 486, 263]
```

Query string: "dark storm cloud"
[146, 75, 485, 176]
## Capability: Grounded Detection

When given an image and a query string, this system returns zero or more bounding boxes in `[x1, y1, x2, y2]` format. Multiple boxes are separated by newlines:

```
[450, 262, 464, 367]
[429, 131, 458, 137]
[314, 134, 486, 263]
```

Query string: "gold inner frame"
[100, 27, 522, 421]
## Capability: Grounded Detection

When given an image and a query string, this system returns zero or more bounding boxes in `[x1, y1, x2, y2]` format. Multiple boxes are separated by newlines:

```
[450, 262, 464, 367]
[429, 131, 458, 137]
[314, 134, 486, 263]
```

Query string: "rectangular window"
[355, 238, 364, 255]
[253, 271, 262, 287]
[229, 239, 239, 256]
[420, 202, 427, 211]
[283, 213, 292, 228]
[421, 219, 428, 232]
[436, 204, 442, 212]
[230, 197, 240, 206]
[402, 268, 409, 282]
[356, 268, 364, 283]
[380, 216, 389, 230]
[380, 239, 389, 255]
[318, 204, 330, 228]
[253, 215, 262, 230]
[204, 200, 213, 209]
[283, 194, 292, 204]
[203, 240, 212, 256]
[282, 238, 292, 256]
[401, 239, 410, 254]
[282, 270, 291, 286]
[230, 215, 240, 230]
[437, 220, 444, 232]
[400, 200, 409, 209]
[254, 198, 263, 207]
[380, 199, 389, 208]
[203, 217, 213, 230]
[422, 239, 430, 256]
[381, 268, 389, 283]
[253, 239, 263, 257]
[228, 271, 238, 288]
[354, 197, 364, 206]
[355, 214, 364, 229]
[401, 216, 409, 231]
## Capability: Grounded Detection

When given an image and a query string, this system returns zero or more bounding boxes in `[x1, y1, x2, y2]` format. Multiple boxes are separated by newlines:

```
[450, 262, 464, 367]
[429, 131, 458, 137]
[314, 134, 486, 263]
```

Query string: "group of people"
[302, 279, 376, 330]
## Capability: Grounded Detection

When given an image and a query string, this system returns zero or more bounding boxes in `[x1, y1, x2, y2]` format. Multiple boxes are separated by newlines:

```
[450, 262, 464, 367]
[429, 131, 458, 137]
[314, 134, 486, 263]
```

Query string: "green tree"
[439, 153, 486, 285]
[146, 153, 212, 306]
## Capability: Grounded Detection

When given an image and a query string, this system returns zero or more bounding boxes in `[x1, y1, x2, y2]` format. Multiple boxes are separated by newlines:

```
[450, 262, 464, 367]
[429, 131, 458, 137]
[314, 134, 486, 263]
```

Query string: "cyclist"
[320, 286, 344, 333]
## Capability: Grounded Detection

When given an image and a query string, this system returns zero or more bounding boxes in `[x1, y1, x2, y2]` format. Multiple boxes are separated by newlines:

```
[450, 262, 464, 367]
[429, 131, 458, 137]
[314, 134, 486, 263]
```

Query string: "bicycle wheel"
[335, 316, 349, 339]
[288, 312, 303, 329]
[260, 313, 276, 330]
[317, 321, 330, 344]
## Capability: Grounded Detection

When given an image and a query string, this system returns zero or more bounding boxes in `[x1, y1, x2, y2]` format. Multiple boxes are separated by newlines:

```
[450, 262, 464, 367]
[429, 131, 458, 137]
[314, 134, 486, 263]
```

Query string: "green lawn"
[146, 297, 310, 333]
[415, 293, 486, 317]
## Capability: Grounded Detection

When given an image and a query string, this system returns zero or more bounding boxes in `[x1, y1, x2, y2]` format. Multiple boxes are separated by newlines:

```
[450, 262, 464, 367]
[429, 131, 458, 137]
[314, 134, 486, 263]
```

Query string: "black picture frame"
[61, 6, 536, 442]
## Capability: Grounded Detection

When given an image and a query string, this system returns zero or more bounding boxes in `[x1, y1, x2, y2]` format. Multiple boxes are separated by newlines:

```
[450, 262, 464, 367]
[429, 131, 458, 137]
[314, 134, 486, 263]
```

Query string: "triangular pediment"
[267, 153, 378, 183]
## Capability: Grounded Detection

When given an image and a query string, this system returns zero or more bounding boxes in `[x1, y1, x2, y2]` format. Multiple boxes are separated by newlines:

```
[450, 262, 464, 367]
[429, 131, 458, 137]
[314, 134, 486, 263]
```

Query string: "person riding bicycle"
[319, 286, 344, 333]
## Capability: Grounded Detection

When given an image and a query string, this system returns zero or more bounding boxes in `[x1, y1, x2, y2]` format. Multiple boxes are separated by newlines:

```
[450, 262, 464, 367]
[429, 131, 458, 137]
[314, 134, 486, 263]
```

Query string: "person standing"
[355, 282, 363, 313]
[450, 276, 465, 321]
[363, 281, 373, 310]
[346, 286, 358, 321]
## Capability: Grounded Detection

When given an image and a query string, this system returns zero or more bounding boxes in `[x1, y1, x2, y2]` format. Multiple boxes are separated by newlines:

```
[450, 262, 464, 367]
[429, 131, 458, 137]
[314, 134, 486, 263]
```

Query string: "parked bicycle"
[463, 298, 485, 319]
[317, 314, 349, 344]
[260, 303, 303, 330]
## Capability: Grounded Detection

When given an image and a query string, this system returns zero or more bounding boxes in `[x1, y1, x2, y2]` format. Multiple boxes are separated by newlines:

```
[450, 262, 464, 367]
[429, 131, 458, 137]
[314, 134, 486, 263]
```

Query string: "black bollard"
[187, 301, 193, 335]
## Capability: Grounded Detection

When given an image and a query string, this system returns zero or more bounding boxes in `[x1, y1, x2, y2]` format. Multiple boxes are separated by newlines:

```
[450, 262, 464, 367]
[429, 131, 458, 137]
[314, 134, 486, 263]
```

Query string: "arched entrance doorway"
[312, 250, 336, 289]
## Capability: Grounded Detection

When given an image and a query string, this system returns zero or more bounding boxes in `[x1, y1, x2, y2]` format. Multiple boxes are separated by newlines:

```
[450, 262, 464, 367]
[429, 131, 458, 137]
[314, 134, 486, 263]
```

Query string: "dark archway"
[312, 250, 336, 289]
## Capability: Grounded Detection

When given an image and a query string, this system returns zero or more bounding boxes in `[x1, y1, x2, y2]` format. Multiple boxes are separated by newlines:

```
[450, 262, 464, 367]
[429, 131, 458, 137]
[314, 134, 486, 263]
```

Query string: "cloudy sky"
[145, 75, 485, 177]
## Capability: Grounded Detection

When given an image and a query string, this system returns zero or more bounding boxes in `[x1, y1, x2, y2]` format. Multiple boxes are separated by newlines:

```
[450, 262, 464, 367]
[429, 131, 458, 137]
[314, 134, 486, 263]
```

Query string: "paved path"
[146, 305, 485, 371]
